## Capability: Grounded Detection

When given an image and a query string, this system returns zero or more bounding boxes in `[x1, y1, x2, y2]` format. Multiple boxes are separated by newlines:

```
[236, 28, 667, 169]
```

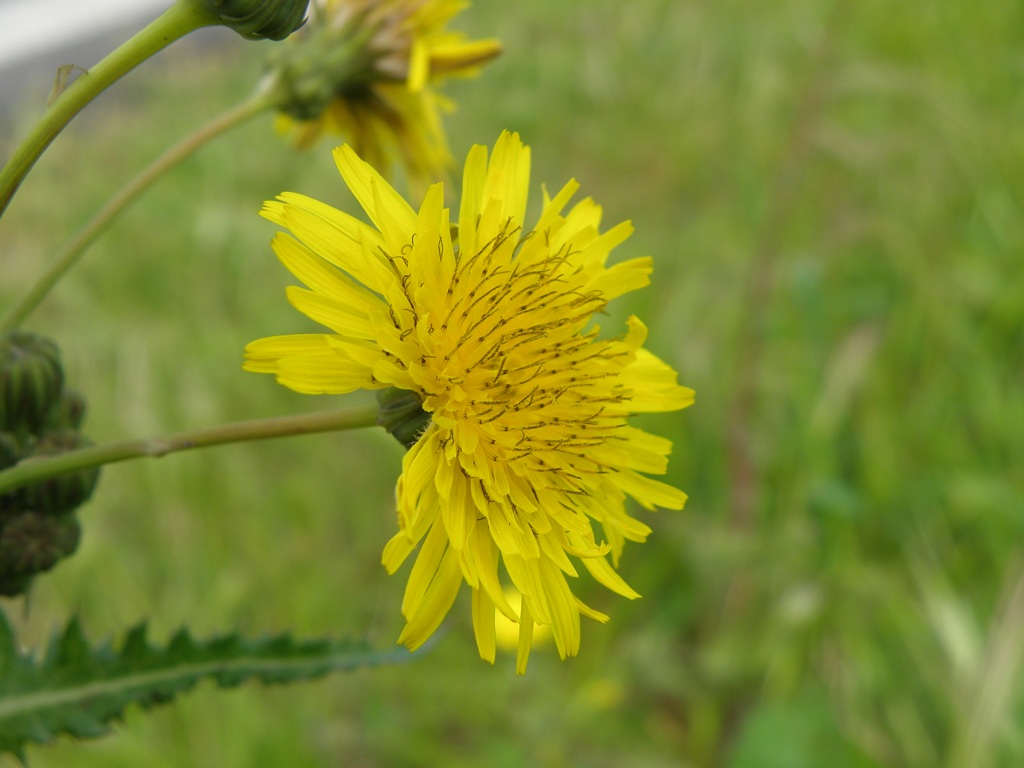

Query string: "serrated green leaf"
[0, 611, 410, 757]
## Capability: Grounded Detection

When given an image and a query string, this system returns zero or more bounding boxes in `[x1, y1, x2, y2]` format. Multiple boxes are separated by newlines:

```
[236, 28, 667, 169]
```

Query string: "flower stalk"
[0, 404, 378, 497]
[0, 0, 310, 220]
[0, 93, 276, 332]
[0, 2, 217, 219]
[2, 0, 500, 326]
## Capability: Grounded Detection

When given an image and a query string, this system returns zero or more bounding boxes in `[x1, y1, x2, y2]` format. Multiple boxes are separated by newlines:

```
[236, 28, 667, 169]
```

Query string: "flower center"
[399, 224, 632, 481]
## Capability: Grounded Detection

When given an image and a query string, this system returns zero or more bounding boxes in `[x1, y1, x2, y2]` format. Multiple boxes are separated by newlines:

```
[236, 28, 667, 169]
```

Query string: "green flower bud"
[197, 0, 310, 41]
[265, 11, 378, 121]
[21, 430, 100, 515]
[376, 387, 431, 449]
[0, 330, 64, 436]
[0, 510, 80, 586]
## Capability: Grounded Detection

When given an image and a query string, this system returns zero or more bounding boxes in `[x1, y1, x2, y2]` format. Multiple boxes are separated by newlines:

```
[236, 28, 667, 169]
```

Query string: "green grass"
[2, 0, 1024, 765]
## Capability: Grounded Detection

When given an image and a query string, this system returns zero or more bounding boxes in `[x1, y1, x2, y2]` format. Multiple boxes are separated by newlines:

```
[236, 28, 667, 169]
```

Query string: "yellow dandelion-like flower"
[268, 0, 501, 183]
[245, 131, 694, 673]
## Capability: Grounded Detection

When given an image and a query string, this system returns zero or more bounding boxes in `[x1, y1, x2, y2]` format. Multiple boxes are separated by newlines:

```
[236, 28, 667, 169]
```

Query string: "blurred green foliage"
[1, 0, 1023, 765]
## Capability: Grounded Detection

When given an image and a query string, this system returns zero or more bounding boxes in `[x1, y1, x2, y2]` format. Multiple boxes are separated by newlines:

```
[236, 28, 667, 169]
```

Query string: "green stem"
[0, 404, 379, 495]
[0, 93, 275, 332]
[0, 0, 220, 219]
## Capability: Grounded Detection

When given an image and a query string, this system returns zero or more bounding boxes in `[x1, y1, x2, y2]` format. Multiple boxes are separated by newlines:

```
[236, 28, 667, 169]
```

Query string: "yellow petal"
[481, 130, 530, 232]
[398, 543, 462, 650]
[333, 145, 418, 257]
[272, 232, 383, 316]
[285, 286, 376, 339]
[472, 588, 497, 664]
[516, 599, 535, 675]
[469, 520, 516, 620]
[581, 555, 641, 600]
[617, 469, 688, 511]
[401, 520, 449, 619]
[539, 559, 580, 659]
[589, 256, 652, 300]
[457, 142, 489, 258]
[429, 39, 503, 76]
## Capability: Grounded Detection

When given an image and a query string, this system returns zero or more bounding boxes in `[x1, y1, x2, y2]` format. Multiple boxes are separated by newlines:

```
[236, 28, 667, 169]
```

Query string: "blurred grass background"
[2, 0, 1024, 765]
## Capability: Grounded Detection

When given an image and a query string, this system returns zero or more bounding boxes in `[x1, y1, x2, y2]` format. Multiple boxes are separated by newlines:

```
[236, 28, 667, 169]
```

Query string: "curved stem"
[0, 93, 275, 332]
[0, 0, 219, 219]
[0, 404, 379, 495]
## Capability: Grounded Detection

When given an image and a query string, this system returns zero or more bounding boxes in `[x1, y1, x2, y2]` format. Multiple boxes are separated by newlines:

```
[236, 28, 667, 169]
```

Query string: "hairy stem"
[0, 405, 379, 495]
[0, 0, 219, 219]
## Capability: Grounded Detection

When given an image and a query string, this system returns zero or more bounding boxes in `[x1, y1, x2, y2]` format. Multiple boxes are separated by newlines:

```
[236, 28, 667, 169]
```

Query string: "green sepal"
[198, 0, 310, 41]
[376, 387, 432, 449]
[265, 8, 378, 121]
[20, 431, 100, 515]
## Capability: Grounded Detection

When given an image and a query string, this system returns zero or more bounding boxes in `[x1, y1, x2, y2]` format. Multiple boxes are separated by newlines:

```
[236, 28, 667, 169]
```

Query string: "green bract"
[20, 431, 100, 515]
[0, 511, 81, 595]
[196, 0, 310, 40]
[376, 387, 432, 450]
[0, 331, 64, 437]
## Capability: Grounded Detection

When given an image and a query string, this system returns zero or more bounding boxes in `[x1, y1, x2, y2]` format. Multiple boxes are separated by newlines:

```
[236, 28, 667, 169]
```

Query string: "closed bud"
[0, 510, 81, 590]
[376, 387, 431, 449]
[264, 10, 377, 122]
[0, 331, 64, 436]
[22, 430, 100, 515]
[197, 0, 310, 40]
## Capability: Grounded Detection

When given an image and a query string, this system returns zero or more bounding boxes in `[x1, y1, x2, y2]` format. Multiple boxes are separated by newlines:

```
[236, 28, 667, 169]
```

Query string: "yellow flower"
[269, 0, 501, 184]
[245, 131, 694, 673]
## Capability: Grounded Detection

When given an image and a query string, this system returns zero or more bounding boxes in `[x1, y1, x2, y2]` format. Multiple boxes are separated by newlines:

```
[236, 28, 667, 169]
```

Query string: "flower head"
[266, 0, 500, 184]
[245, 131, 694, 673]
